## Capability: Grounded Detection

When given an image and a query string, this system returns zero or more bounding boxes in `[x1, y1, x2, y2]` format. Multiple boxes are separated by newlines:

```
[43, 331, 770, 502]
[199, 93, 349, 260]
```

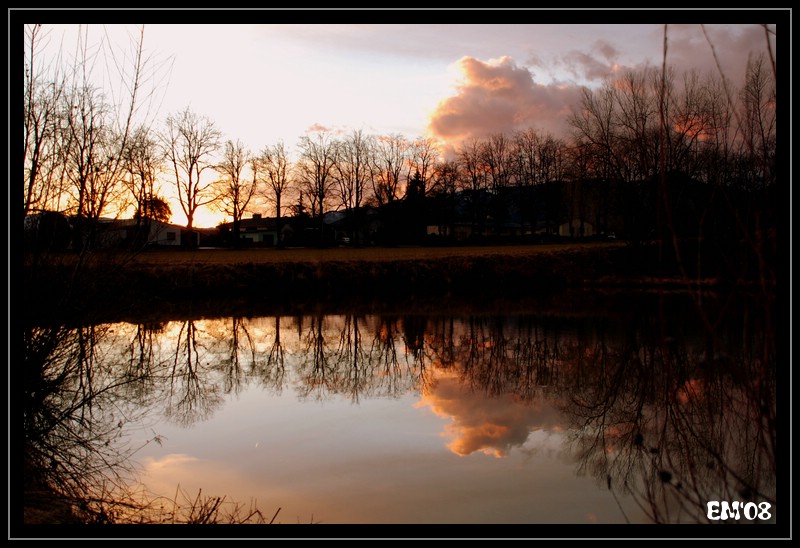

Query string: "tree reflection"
[220, 317, 256, 396]
[400, 315, 432, 393]
[370, 315, 405, 396]
[368, 314, 428, 397]
[22, 294, 776, 525]
[166, 320, 223, 427]
[23, 324, 162, 523]
[297, 315, 335, 401]
[511, 317, 562, 400]
[252, 315, 287, 393]
[333, 314, 370, 402]
[122, 322, 164, 403]
[559, 295, 776, 523]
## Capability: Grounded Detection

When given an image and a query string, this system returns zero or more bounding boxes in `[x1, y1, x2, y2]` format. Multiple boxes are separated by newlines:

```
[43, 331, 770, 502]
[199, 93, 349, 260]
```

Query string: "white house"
[95, 218, 189, 247]
[558, 218, 595, 238]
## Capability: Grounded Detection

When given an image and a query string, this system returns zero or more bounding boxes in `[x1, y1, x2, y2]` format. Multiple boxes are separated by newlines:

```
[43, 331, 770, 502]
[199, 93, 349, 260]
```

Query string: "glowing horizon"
[23, 20, 776, 229]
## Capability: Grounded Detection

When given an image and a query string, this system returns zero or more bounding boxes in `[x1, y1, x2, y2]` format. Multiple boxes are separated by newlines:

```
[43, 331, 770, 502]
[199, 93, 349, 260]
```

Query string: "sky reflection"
[134, 375, 644, 524]
[417, 372, 564, 458]
[25, 295, 775, 525]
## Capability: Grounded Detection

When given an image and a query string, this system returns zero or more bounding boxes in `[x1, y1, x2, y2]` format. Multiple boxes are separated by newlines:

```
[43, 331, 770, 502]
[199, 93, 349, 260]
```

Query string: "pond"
[21, 289, 777, 529]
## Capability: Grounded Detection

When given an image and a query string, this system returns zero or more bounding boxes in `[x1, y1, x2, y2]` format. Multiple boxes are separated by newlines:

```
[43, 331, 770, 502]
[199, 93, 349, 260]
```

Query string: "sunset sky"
[20, 12, 780, 226]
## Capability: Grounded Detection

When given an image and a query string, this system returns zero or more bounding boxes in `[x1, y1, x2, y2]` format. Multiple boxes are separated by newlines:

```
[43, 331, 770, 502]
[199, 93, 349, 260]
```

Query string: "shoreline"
[21, 242, 770, 325]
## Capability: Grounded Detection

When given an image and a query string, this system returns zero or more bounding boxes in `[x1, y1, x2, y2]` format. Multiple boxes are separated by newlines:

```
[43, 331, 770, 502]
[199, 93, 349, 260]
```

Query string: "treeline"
[23, 25, 776, 277]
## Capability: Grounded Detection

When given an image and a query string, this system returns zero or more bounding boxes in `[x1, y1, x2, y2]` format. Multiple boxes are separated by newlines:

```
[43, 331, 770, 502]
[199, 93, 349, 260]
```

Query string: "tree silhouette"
[254, 141, 294, 248]
[297, 131, 338, 247]
[214, 139, 256, 248]
[162, 107, 221, 246]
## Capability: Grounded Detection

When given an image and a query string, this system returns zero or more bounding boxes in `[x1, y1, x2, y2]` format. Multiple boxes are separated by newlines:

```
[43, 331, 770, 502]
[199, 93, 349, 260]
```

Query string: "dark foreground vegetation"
[21, 238, 771, 326]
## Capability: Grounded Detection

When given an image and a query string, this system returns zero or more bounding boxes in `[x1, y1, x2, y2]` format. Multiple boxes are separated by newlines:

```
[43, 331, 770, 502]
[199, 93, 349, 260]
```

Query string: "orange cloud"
[428, 56, 581, 152]
[418, 375, 564, 458]
[305, 122, 332, 134]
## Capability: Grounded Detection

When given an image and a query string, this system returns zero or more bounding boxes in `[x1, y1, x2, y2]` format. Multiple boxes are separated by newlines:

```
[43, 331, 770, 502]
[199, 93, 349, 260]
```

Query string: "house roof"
[218, 216, 279, 231]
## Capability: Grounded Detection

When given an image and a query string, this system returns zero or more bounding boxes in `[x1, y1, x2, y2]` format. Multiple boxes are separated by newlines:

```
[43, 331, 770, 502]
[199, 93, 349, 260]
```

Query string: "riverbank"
[22, 241, 758, 325]
[18, 241, 776, 528]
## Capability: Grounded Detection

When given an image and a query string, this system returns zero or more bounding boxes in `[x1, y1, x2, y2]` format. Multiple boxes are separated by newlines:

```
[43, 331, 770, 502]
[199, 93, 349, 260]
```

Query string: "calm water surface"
[23, 291, 777, 525]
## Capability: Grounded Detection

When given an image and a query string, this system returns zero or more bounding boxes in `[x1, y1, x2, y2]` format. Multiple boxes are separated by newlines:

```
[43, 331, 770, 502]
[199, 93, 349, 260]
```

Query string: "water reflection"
[23, 324, 164, 523]
[22, 292, 776, 524]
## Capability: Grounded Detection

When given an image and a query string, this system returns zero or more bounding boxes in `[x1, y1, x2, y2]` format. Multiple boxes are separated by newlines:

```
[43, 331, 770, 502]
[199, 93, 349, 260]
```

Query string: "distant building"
[23, 211, 72, 250]
[558, 218, 595, 238]
[96, 218, 192, 247]
[24, 213, 194, 249]
[217, 213, 293, 246]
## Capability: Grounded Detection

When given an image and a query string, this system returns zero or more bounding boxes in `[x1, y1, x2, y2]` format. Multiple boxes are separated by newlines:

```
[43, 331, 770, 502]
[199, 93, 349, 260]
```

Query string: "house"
[24, 213, 195, 249]
[558, 218, 595, 238]
[426, 222, 473, 241]
[98, 218, 193, 247]
[322, 207, 381, 246]
[130, 219, 185, 246]
[218, 213, 293, 246]
[23, 210, 72, 250]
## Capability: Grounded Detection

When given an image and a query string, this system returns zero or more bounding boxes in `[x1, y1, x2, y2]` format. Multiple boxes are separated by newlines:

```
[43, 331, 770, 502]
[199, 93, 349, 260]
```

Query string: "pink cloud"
[428, 56, 581, 151]
[305, 122, 332, 134]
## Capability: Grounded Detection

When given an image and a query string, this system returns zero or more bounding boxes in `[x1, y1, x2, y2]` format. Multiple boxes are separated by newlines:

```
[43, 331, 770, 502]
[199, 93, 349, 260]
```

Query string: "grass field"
[28, 240, 726, 323]
[127, 242, 626, 266]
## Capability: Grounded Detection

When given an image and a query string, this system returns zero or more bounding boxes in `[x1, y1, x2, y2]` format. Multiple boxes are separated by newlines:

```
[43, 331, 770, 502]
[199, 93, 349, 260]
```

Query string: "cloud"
[418, 375, 565, 458]
[659, 24, 776, 86]
[427, 56, 582, 151]
[305, 122, 333, 134]
[548, 39, 624, 84]
[445, 25, 775, 156]
[558, 25, 774, 90]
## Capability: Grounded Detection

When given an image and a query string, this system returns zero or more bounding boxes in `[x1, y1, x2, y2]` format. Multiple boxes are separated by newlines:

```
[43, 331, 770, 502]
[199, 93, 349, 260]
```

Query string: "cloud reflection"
[138, 453, 243, 500]
[417, 374, 564, 457]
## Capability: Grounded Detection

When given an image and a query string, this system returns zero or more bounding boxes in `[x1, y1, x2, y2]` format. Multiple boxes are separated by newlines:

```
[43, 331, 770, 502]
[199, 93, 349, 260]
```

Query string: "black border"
[9, 8, 791, 541]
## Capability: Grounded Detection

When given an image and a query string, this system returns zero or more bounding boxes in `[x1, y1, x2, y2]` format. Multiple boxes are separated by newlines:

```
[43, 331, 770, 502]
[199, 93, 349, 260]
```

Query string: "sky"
[19, 12, 780, 226]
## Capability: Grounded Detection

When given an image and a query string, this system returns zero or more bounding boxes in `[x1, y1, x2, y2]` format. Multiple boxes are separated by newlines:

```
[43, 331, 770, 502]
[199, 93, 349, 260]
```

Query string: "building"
[218, 214, 293, 246]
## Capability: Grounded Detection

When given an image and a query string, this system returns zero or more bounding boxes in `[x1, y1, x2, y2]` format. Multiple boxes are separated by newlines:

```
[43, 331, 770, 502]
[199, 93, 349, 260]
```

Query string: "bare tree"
[122, 126, 163, 219]
[614, 67, 662, 182]
[737, 53, 776, 189]
[23, 23, 171, 255]
[59, 25, 168, 251]
[333, 129, 373, 245]
[162, 107, 222, 245]
[568, 83, 626, 183]
[511, 128, 567, 235]
[60, 81, 133, 251]
[121, 125, 167, 247]
[214, 139, 256, 247]
[296, 131, 338, 247]
[458, 137, 489, 236]
[23, 24, 66, 223]
[166, 320, 222, 426]
[408, 136, 439, 198]
[481, 132, 514, 234]
[254, 141, 294, 248]
[334, 315, 370, 403]
[482, 132, 513, 192]
[370, 133, 409, 207]
[431, 158, 461, 238]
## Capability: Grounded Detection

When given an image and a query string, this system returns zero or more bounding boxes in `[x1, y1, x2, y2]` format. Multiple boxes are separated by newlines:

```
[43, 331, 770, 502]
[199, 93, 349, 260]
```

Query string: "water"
[22, 290, 777, 525]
